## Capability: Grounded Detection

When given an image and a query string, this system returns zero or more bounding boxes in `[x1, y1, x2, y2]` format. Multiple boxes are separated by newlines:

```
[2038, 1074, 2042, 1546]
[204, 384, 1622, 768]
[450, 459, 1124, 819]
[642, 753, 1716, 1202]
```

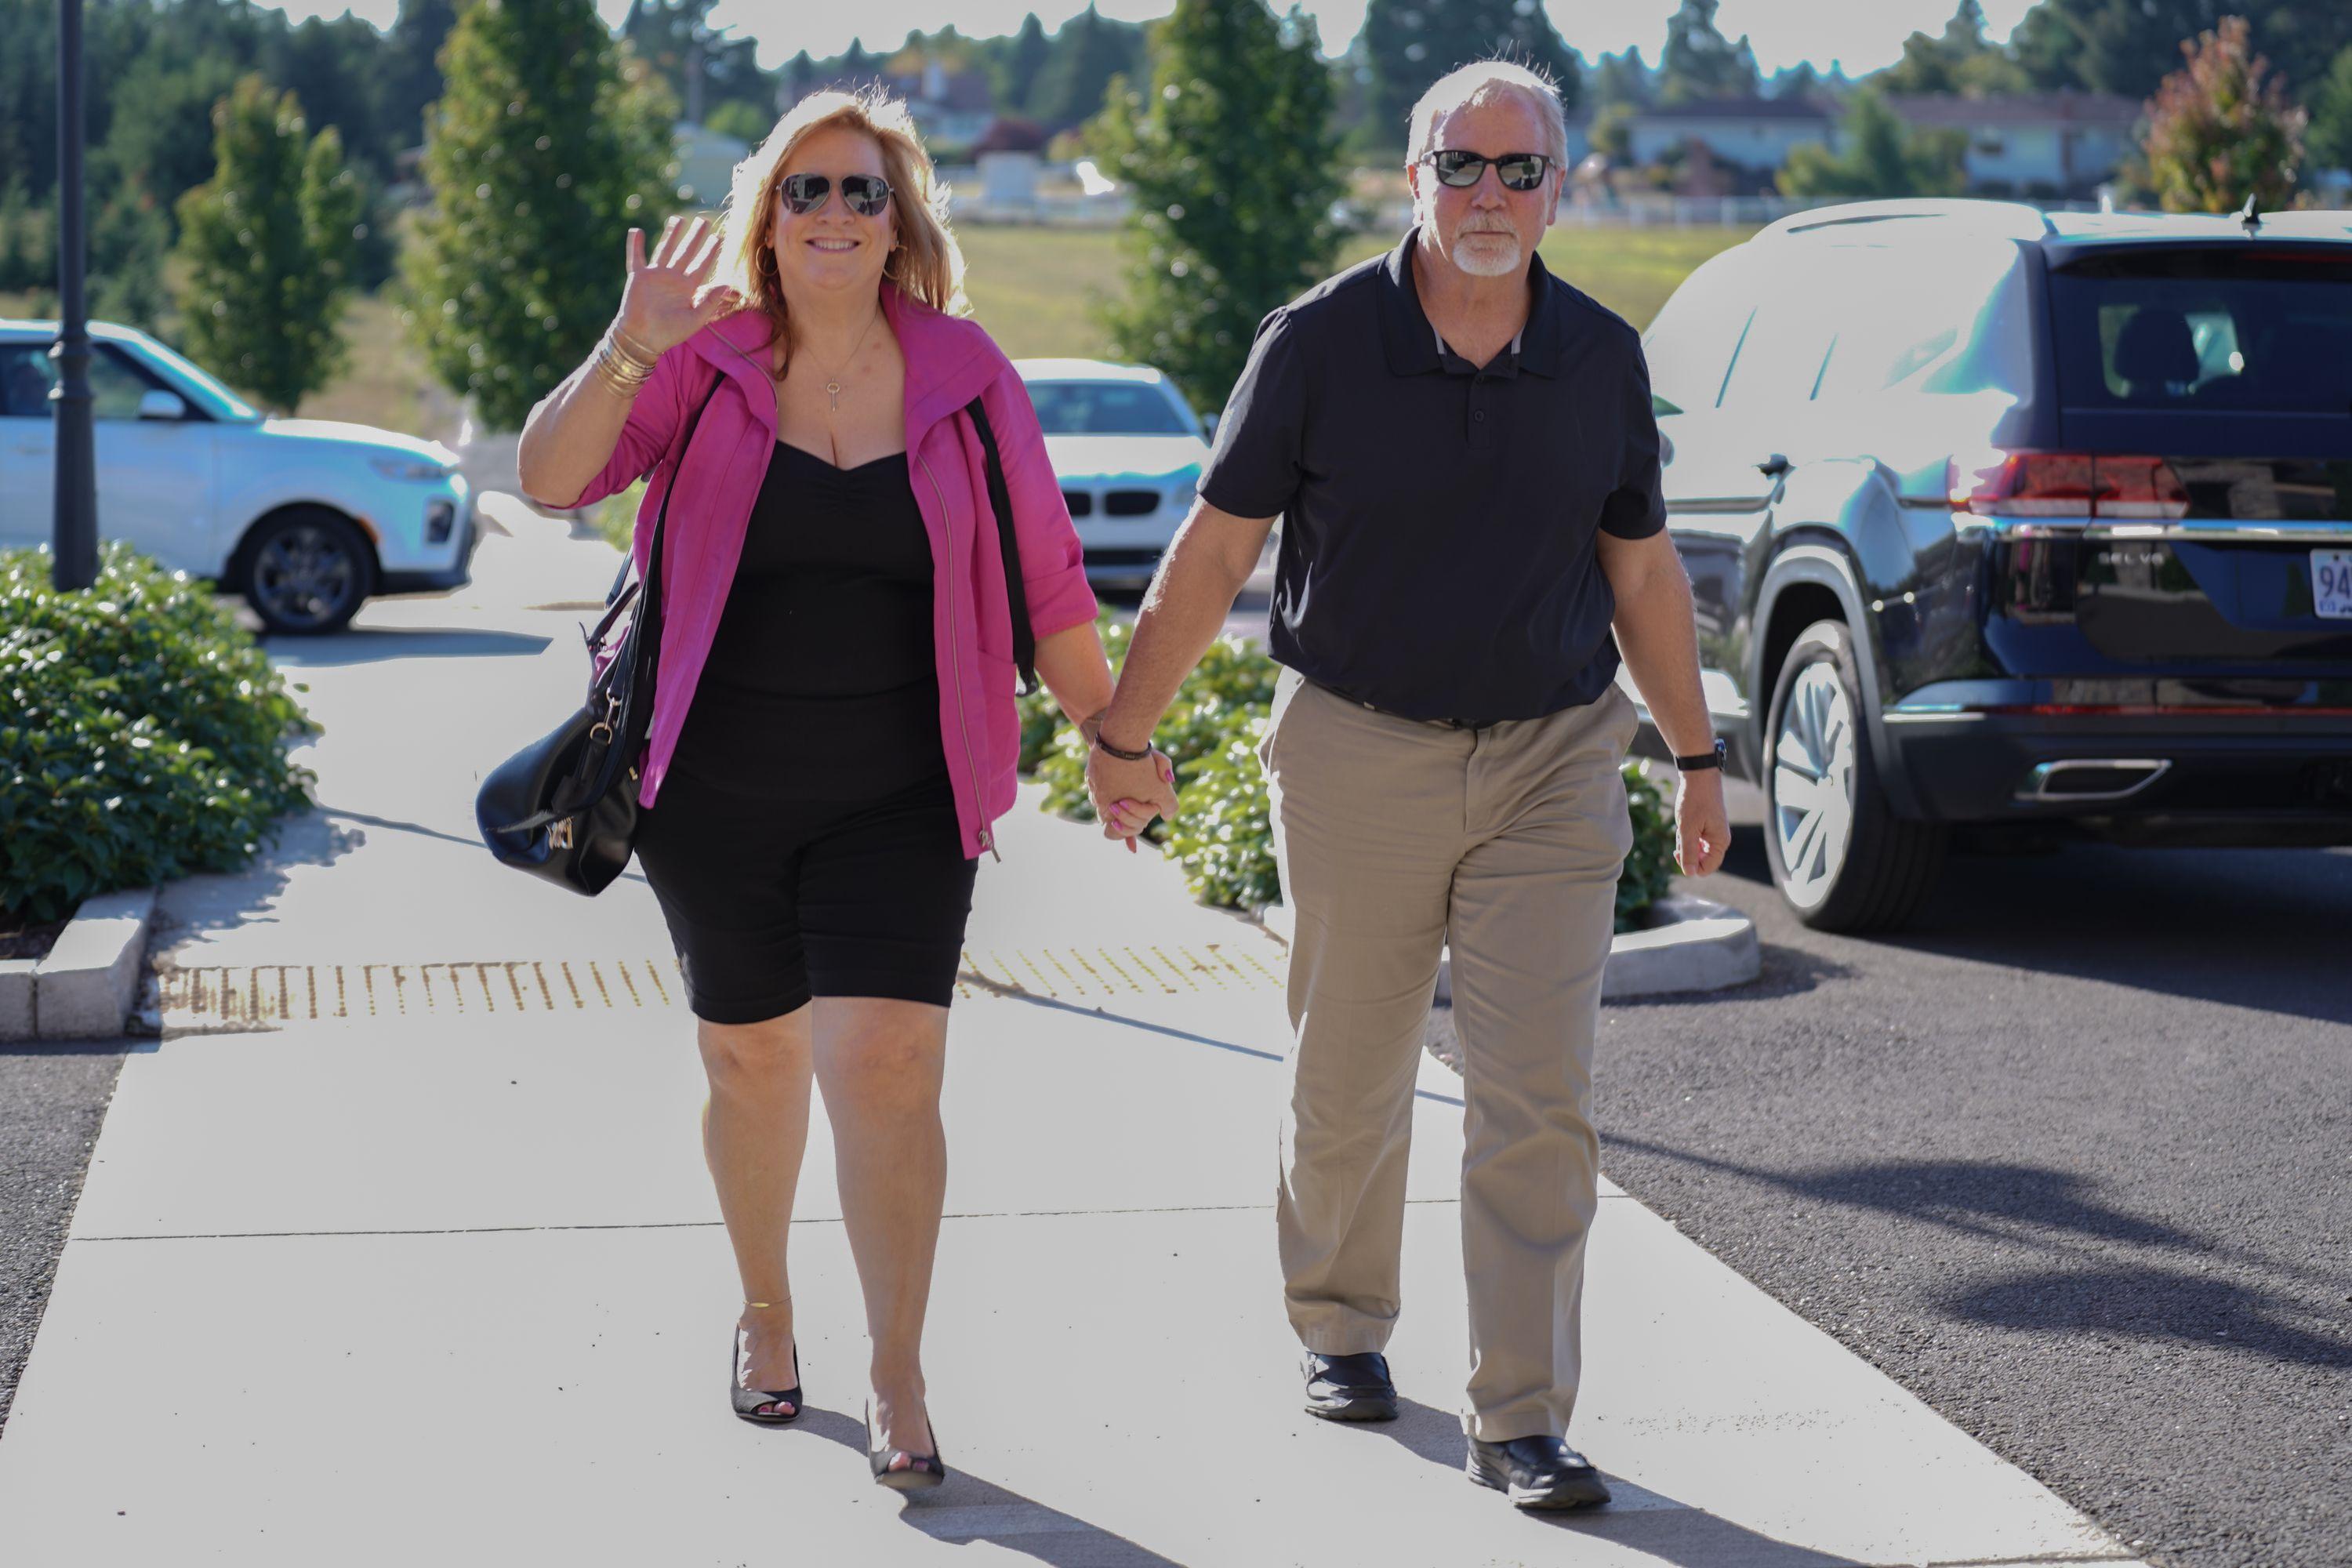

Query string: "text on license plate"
[2318, 550, 2352, 619]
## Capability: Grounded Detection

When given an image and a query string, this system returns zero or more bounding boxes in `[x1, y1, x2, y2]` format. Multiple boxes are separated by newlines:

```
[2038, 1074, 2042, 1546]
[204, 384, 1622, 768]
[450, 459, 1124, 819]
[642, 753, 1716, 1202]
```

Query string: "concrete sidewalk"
[0, 512, 2140, 1566]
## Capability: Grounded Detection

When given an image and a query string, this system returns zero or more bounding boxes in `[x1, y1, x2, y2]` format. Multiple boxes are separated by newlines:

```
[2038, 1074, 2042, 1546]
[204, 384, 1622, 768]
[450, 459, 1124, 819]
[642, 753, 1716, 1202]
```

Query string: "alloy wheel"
[250, 524, 358, 632]
[1771, 662, 1858, 906]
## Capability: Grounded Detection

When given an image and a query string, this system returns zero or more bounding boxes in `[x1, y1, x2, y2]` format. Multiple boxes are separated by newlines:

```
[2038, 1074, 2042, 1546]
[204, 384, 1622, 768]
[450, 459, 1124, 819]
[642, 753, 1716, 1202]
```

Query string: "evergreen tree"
[383, 0, 459, 154]
[2142, 16, 2306, 212]
[0, 172, 40, 292]
[1359, 0, 1581, 151]
[1030, 5, 1144, 130]
[1003, 13, 1052, 114]
[2310, 45, 2352, 173]
[400, 0, 678, 431]
[1591, 48, 1654, 110]
[1779, 87, 1967, 197]
[781, 49, 820, 107]
[171, 75, 363, 412]
[1878, 0, 2029, 96]
[838, 38, 881, 87]
[1768, 61, 1821, 103]
[1096, 0, 1343, 414]
[1658, 0, 1760, 105]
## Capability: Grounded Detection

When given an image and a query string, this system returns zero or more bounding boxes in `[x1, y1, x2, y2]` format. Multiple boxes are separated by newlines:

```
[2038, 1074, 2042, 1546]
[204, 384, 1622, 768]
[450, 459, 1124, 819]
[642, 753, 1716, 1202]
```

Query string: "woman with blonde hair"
[517, 87, 1170, 1489]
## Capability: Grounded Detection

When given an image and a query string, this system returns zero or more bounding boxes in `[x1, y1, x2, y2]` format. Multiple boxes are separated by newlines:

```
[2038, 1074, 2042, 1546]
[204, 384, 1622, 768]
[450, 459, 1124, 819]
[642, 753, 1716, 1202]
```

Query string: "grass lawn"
[8, 221, 1752, 444]
[959, 222, 1753, 360]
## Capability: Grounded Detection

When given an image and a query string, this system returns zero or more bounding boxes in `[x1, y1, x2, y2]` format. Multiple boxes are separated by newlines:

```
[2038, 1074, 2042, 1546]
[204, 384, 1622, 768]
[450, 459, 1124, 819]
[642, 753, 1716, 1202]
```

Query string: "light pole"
[50, 0, 98, 591]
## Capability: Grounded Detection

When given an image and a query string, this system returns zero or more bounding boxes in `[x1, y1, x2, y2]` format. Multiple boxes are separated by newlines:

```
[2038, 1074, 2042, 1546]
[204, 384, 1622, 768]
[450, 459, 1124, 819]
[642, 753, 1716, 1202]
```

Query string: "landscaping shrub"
[0, 544, 319, 922]
[1018, 610, 1679, 931]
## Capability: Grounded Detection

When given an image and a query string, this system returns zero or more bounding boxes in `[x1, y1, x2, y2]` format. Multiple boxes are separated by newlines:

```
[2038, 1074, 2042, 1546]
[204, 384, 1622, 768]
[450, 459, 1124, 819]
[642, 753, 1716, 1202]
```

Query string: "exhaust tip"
[2016, 759, 2172, 803]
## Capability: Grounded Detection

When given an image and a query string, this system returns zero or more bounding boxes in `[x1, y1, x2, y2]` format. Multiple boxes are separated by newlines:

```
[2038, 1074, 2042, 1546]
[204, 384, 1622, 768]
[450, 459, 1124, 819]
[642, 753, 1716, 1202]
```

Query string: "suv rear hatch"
[1965, 242, 2352, 681]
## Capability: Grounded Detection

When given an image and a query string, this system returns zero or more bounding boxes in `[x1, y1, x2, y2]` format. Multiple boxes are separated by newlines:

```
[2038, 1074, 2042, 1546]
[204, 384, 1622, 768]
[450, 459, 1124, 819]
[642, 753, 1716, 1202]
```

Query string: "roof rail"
[1759, 198, 2054, 243]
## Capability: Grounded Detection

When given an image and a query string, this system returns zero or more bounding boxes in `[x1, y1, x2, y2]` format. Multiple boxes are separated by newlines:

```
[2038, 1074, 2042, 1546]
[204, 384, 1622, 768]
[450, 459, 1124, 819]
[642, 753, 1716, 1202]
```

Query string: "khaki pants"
[1259, 666, 1638, 1443]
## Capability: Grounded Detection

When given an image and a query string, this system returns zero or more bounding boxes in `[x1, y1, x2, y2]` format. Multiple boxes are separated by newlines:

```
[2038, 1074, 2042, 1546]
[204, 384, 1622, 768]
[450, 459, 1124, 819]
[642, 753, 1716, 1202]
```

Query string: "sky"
[269, 0, 2042, 78]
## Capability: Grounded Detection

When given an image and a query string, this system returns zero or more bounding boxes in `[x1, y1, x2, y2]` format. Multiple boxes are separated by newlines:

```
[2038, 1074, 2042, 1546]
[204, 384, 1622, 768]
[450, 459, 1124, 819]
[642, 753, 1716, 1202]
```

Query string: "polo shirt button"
[1472, 410, 1486, 422]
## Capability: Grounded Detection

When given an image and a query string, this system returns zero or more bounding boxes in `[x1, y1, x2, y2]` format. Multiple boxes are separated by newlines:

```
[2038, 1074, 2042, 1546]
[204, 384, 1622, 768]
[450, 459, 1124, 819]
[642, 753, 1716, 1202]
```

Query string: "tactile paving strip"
[150, 944, 1284, 1032]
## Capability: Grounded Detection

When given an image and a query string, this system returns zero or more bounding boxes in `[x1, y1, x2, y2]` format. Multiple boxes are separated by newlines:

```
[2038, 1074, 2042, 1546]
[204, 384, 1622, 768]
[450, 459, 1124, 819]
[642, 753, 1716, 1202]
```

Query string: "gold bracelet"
[590, 351, 645, 399]
[609, 322, 663, 365]
[598, 334, 655, 380]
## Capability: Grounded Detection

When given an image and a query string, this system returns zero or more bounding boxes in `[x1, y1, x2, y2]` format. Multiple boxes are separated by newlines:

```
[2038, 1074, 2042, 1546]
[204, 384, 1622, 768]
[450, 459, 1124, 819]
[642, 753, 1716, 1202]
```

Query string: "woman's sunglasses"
[779, 172, 892, 217]
[1421, 151, 1553, 191]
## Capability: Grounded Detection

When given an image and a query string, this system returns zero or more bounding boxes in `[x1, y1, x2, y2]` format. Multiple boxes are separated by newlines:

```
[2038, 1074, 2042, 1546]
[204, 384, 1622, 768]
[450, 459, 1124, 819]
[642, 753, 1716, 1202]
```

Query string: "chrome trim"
[1961, 517, 2352, 543]
[918, 448, 1000, 862]
[2015, 758, 2172, 803]
[1883, 710, 1987, 724]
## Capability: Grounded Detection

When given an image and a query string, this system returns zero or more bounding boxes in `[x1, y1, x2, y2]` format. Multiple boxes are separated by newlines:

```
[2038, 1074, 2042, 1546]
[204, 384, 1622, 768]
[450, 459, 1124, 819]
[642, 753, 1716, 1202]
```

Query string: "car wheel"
[1762, 619, 1945, 932]
[238, 510, 372, 636]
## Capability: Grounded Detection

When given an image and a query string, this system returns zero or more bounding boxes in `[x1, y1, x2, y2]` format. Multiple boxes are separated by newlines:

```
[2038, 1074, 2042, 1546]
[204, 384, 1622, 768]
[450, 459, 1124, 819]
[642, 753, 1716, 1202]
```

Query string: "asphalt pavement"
[0, 1038, 126, 1436]
[1588, 832, 2352, 1568]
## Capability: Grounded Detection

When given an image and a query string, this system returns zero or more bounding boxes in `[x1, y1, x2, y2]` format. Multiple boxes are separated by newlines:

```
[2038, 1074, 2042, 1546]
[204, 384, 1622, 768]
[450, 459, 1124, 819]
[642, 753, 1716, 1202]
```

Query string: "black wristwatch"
[1675, 737, 1728, 772]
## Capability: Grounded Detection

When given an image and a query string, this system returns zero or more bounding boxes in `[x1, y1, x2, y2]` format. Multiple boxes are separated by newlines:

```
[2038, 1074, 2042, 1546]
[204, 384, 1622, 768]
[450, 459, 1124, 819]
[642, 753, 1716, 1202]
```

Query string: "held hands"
[1673, 768, 1733, 877]
[619, 215, 742, 357]
[1083, 717, 1181, 855]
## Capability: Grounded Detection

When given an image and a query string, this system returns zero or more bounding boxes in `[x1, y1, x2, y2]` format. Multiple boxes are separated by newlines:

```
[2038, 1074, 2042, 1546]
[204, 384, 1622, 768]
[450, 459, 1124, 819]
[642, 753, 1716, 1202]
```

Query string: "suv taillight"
[1948, 452, 2190, 520]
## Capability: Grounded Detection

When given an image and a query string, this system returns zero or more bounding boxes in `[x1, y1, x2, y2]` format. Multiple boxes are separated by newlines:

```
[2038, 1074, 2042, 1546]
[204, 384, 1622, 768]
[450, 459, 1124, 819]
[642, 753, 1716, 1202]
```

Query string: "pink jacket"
[561, 288, 1098, 859]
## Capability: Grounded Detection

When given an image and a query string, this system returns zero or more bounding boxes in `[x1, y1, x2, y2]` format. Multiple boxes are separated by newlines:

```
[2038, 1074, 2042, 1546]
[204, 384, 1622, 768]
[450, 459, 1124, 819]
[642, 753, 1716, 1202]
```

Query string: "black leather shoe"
[1466, 1436, 1611, 1511]
[1302, 1351, 1398, 1422]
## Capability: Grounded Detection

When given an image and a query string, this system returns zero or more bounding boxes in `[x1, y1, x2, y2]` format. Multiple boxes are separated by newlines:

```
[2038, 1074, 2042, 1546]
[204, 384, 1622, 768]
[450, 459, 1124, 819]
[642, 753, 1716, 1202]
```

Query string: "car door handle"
[1756, 453, 1791, 477]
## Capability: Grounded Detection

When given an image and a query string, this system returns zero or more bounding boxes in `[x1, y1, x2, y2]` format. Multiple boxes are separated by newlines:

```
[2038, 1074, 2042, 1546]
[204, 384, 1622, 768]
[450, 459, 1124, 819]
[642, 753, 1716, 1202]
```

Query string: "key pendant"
[826, 381, 843, 410]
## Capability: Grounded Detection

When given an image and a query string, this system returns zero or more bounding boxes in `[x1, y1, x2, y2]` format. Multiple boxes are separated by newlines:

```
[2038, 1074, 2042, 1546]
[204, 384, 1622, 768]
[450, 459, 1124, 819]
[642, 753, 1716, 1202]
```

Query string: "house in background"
[1627, 98, 1833, 178]
[800, 58, 996, 152]
[672, 122, 750, 209]
[1884, 92, 2142, 196]
[971, 118, 1051, 216]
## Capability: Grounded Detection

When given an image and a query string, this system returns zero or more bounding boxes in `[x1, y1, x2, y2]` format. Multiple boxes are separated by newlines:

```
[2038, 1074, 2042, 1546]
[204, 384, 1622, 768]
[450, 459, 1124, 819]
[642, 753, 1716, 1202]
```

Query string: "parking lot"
[1595, 833, 2352, 1567]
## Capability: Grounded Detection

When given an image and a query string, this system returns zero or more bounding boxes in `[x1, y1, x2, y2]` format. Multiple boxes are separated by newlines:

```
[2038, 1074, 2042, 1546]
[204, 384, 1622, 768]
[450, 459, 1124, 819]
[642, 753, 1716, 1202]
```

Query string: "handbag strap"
[965, 394, 1040, 697]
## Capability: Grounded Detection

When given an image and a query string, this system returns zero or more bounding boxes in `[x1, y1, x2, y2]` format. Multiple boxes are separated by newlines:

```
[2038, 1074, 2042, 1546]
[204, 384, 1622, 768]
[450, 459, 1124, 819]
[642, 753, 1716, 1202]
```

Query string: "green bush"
[1617, 757, 1676, 933]
[1022, 612, 1679, 929]
[584, 478, 648, 555]
[0, 545, 319, 922]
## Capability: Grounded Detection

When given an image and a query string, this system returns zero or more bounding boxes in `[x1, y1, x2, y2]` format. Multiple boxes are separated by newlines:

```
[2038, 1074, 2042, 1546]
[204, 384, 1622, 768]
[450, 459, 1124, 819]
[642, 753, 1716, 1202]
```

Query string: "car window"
[1813, 242, 2027, 402]
[1025, 380, 1195, 436]
[2051, 255, 2352, 413]
[0, 343, 56, 418]
[89, 346, 166, 420]
[1641, 248, 1758, 415]
[1716, 271, 1838, 410]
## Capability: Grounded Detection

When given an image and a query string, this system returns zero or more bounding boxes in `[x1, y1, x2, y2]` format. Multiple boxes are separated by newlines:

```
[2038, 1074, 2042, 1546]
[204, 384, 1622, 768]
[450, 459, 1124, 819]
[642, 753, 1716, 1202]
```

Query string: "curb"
[1252, 892, 1760, 1001]
[0, 887, 159, 1043]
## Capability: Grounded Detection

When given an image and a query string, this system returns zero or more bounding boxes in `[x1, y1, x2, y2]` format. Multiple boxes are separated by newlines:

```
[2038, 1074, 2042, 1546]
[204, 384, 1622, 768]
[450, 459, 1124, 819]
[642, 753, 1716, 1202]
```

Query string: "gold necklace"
[803, 307, 882, 412]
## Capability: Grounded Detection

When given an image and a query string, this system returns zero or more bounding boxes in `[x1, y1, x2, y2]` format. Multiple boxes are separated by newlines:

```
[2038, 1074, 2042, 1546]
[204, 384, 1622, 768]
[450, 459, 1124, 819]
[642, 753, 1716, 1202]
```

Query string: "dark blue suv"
[1635, 199, 2352, 931]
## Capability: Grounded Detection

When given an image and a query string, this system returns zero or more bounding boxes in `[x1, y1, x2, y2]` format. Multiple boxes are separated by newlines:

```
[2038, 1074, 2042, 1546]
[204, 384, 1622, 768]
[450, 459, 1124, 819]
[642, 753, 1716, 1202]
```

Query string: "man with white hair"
[1085, 58, 1730, 1510]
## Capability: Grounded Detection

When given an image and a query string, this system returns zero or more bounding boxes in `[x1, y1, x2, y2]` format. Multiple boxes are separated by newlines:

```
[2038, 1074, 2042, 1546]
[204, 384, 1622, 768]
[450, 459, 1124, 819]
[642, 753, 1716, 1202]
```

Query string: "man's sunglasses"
[779, 172, 893, 217]
[1421, 151, 1553, 191]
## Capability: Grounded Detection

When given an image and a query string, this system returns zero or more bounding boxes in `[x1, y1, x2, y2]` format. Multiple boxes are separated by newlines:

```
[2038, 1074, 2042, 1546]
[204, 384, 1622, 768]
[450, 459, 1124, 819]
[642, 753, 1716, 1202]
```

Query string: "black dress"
[632, 439, 978, 1024]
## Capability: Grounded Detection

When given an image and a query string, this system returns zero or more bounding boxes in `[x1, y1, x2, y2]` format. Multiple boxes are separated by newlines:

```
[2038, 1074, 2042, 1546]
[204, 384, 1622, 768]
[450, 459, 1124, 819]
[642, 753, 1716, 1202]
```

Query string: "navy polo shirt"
[1198, 226, 1667, 726]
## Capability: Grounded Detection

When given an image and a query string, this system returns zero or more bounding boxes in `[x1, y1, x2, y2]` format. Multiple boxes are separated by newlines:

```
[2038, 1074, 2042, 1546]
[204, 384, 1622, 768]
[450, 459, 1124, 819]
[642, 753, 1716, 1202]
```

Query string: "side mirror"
[1201, 409, 1220, 441]
[137, 389, 188, 421]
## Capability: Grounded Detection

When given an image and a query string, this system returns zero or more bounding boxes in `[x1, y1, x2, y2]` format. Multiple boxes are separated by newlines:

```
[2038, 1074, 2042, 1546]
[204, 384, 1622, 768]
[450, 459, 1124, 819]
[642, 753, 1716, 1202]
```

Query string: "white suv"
[1, 319, 476, 633]
[1014, 358, 1210, 592]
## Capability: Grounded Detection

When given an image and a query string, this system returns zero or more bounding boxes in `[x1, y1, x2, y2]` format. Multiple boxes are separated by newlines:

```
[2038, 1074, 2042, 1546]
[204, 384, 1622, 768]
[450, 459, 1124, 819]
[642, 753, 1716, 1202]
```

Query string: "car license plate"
[2318, 550, 2352, 619]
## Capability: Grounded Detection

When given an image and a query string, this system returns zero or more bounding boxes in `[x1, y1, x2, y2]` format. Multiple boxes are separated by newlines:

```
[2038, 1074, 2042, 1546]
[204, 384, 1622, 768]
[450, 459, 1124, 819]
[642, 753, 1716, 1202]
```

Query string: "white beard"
[1447, 229, 1523, 278]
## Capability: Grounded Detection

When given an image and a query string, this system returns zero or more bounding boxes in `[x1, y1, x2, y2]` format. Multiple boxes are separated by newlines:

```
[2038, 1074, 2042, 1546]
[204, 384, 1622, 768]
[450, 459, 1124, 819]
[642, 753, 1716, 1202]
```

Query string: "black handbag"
[474, 376, 1036, 895]
[474, 369, 725, 895]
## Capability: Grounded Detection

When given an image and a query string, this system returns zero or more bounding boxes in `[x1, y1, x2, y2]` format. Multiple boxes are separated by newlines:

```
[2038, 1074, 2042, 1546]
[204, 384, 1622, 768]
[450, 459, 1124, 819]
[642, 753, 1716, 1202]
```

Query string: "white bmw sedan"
[1015, 358, 1210, 593]
[1, 319, 475, 633]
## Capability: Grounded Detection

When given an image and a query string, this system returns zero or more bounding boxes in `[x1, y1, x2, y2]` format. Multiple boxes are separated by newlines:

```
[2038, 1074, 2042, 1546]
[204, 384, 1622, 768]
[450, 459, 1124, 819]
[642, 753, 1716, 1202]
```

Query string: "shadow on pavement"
[263, 625, 554, 667]
[1603, 1139, 2352, 1365]
[785, 1405, 1185, 1566]
[1360, 1396, 1867, 1564]
[1702, 822, 2351, 1028]
[1946, 1265, 2352, 1367]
